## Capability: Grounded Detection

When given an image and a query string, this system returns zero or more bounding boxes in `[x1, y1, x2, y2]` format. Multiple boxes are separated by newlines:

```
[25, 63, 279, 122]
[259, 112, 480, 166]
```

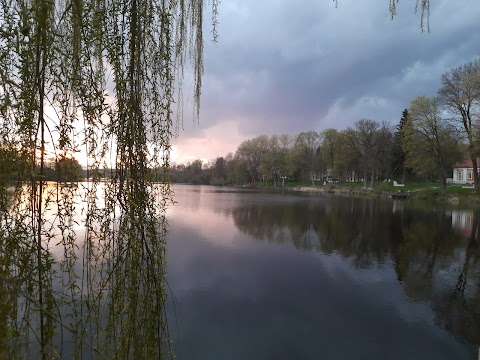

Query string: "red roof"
[453, 158, 480, 168]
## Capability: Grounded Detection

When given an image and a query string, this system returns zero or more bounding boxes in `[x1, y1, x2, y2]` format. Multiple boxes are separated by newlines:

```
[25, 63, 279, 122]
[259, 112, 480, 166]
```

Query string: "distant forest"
[168, 112, 464, 188]
[169, 120, 414, 187]
[0, 153, 109, 183]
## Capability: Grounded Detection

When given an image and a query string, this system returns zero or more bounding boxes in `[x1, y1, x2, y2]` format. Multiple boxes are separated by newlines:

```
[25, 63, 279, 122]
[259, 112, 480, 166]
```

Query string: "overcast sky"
[171, 0, 480, 164]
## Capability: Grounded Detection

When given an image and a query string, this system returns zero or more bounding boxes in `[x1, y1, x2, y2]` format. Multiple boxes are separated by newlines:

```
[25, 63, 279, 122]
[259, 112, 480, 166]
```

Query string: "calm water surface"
[166, 184, 480, 360]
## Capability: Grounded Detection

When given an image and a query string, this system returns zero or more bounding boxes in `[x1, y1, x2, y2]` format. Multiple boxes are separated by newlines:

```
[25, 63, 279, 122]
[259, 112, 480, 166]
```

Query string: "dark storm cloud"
[172, 0, 480, 162]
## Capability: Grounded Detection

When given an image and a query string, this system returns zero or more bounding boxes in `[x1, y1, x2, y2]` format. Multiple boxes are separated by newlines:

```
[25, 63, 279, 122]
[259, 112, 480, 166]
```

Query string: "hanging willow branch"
[0, 0, 217, 358]
[334, 0, 432, 32]
[389, 0, 430, 31]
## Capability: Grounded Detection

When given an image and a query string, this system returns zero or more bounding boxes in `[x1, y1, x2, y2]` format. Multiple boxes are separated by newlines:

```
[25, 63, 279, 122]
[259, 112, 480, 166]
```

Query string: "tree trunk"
[363, 166, 367, 188]
[472, 156, 479, 191]
[440, 173, 447, 195]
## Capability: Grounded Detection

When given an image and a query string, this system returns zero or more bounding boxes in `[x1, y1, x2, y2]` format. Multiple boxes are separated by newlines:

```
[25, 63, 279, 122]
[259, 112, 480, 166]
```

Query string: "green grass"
[260, 180, 317, 188]
[446, 185, 475, 194]
[332, 182, 364, 189]
[324, 181, 438, 192]
[386, 182, 443, 191]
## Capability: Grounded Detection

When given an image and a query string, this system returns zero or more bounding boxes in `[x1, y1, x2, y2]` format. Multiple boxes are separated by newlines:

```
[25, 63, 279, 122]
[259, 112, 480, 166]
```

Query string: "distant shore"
[288, 185, 409, 199]
[284, 184, 480, 206]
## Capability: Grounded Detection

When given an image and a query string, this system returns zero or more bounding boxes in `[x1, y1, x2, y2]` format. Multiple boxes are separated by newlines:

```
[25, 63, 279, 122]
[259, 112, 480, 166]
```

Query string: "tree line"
[170, 59, 480, 194]
[170, 125, 400, 188]
[0, 149, 84, 182]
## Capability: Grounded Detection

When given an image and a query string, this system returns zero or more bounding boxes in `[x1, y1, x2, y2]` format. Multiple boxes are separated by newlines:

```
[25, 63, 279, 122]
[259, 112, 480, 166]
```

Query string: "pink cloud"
[171, 120, 247, 164]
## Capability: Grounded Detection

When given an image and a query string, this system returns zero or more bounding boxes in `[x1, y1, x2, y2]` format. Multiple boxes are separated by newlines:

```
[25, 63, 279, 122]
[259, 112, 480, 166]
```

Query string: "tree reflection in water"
[230, 196, 480, 347]
[0, 182, 173, 359]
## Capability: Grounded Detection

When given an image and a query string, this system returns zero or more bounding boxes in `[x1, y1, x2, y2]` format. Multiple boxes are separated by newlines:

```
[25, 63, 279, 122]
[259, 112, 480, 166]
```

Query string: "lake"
[166, 184, 480, 360]
[3, 183, 480, 359]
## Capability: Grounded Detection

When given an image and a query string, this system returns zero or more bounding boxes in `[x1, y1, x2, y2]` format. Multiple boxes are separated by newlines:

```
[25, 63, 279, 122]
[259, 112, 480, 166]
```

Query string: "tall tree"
[320, 129, 341, 180]
[375, 122, 394, 181]
[345, 119, 384, 188]
[289, 131, 322, 186]
[438, 59, 480, 190]
[211, 157, 227, 185]
[277, 134, 294, 186]
[259, 135, 292, 187]
[332, 131, 358, 182]
[236, 135, 269, 184]
[225, 152, 249, 185]
[391, 109, 409, 183]
[403, 96, 462, 194]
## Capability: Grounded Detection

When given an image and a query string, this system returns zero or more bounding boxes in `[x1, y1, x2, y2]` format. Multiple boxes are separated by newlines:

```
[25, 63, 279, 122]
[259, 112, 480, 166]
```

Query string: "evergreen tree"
[391, 109, 409, 183]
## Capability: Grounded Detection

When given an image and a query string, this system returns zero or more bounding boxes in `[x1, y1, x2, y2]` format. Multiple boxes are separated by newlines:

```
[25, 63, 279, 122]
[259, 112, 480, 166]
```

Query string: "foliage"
[54, 156, 83, 182]
[289, 131, 323, 186]
[0, 143, 29, 186]
[320, 129, 340, 172]
[236, 136, 270, 183]
[345, 119, 391, 187]
[388, 0, 431, 31]
[0, 0, 218, 358]
[258, 134, 292, 187]
[403, 96, 462, 194]
[391, 109, 411, 182]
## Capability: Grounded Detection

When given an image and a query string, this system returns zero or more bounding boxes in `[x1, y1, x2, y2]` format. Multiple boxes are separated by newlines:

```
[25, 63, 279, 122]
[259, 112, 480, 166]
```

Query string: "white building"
[452, 159, 480, 184]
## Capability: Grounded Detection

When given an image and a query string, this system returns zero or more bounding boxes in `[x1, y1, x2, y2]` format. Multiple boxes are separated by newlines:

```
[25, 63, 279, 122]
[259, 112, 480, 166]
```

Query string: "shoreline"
[286, 185, 480, 206]
[289, 185, 409, 198]
[172, 182, 471, 201]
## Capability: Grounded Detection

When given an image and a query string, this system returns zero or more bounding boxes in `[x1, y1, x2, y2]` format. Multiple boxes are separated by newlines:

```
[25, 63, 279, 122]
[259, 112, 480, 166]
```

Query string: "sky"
[170, 0, 480, 165]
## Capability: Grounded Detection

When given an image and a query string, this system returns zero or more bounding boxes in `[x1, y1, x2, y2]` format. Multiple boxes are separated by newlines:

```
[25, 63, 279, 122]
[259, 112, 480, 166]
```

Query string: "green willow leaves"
[0, 0, 218, 358]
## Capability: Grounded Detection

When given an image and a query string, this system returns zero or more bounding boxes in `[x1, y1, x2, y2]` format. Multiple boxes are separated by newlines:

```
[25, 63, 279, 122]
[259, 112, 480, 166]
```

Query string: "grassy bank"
[254, 180, 480, 203]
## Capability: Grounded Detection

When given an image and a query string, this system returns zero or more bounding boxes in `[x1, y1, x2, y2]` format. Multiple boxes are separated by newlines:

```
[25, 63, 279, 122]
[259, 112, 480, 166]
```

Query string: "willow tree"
[0, 0, 218, 358]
